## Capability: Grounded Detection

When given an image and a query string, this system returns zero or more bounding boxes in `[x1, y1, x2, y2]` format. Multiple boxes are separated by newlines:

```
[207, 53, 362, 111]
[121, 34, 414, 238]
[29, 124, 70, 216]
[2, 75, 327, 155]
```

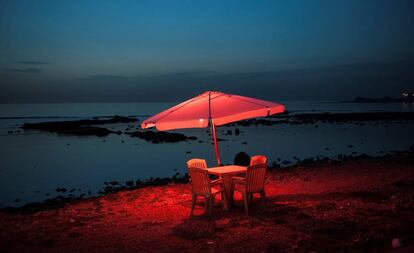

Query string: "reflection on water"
[0, 101, 413, 207]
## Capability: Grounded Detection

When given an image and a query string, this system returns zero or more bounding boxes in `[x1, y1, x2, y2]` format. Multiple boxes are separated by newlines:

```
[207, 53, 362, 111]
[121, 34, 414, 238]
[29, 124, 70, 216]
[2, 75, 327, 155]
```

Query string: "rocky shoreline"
[126, 130, 197, 143]
[352, 96, 414, 103]
[1, 150, 413, 252]
[21, 115, 137, 136]
[232, 111, 414, 127]
[15, 111, 414, 142]
[3, 148, 413, 214]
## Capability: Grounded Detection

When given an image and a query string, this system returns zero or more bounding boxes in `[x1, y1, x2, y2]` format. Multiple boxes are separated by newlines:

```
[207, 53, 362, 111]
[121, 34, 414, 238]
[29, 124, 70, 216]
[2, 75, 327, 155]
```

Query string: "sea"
[1, 101, 413, 207]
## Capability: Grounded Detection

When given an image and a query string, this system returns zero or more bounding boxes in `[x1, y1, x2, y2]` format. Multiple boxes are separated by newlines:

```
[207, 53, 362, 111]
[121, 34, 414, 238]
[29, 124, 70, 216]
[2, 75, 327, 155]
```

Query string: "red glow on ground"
[1, 153, 414, 252]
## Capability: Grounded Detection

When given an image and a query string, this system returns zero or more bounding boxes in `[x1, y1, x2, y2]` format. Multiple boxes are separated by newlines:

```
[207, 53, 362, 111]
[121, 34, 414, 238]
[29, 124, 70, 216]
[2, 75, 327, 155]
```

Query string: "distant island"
[352, 92, 414, 103]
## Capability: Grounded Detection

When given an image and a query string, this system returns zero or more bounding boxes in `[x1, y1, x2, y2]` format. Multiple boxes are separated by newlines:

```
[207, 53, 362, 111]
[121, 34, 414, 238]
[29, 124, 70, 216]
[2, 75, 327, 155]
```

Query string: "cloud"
[2, 60, 49, 74]
[2, 67, 41, 73]
[84, 74, 128, 81]
[151, 71, 215, 78]
[18, 61, 49, 65]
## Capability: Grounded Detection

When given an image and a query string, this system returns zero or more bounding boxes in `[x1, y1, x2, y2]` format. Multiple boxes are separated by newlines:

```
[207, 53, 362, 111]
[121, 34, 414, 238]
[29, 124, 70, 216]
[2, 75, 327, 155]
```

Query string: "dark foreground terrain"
[1, 152, 414, 253]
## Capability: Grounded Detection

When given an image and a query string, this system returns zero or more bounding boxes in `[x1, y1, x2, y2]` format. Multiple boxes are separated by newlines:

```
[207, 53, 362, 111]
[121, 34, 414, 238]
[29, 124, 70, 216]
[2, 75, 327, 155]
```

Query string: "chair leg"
[249, 193, 253, 206]
[222, 191, 228, 211]
[209, 196, 214, 218]
[260, 190, 266, 210]
[191, 194, 196, 216]
[204, 196, 209, 212]
[229, 183, 234, 207]
[242, 191, 249, 216]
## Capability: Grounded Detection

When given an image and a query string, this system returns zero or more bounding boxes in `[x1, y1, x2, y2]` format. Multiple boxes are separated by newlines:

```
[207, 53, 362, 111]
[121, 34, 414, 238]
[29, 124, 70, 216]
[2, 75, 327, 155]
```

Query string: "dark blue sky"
[1, 0, 414, 102]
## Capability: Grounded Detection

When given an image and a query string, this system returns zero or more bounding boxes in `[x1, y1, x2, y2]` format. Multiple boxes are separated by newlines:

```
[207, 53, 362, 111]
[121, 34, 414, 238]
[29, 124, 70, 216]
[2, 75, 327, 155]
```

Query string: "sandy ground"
[1, 152, 414, 253]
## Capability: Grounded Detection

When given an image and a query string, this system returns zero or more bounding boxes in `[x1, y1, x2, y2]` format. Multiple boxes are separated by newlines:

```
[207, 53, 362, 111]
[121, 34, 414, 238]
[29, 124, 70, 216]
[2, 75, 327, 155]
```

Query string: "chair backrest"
[188, 167, 211, 195]
[250, 155, 267, 166]
[246, 164, 267, 193]
[186, 158, 208, 169]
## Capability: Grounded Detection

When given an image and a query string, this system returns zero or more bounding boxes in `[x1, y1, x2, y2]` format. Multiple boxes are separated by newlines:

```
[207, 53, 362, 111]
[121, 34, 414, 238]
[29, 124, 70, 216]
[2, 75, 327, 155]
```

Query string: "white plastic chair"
[186, 158, 208, 169]
[250, 155, 267, 166]
[188, 167, 227, 217]
[230, 163, 267, 216]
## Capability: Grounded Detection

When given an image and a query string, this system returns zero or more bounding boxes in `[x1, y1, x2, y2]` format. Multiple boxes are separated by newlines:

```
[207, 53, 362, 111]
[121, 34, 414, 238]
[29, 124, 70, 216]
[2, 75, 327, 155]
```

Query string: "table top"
[207, 165, 247, 176]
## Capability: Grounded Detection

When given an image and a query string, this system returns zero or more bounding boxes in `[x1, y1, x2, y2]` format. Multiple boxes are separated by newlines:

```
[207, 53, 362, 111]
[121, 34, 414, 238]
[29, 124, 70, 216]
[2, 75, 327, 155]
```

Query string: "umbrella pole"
[211, 120, 221, 166]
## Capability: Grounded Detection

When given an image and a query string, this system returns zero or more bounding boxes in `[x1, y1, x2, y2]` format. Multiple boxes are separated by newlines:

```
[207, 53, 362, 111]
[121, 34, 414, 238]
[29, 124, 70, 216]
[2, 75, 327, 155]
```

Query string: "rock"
[21, 116, 137, 137]
[56, 187, 67, 193]
[127, 130, 197, 143]
[173, 219, 216, 239]
[109, 181, 119, 186]
[354, 96, 414, 103]
[282, 160, 291, 165]
[235, 129, 240, 135]
[392, 238, 401, 248]
[227, 112, 414, 127]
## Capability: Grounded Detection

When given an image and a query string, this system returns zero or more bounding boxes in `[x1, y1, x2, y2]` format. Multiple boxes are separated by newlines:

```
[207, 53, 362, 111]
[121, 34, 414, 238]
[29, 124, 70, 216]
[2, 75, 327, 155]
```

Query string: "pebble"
[392, 238, 401, 248]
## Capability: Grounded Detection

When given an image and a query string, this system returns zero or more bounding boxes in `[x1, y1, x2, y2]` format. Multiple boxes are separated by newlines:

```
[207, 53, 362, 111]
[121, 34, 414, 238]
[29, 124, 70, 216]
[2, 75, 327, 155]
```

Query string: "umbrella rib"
[229, 95, 272, 108]
[208, 93, 226, 118]
[214, 107, 275, 126]
[149, 92, 210, 123]
[209, 93, 226, 101]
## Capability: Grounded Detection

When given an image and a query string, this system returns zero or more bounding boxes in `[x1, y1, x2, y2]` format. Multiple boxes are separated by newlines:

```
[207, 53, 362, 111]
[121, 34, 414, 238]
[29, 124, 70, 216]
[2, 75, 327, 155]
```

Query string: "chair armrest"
[210, 178, 224, 187]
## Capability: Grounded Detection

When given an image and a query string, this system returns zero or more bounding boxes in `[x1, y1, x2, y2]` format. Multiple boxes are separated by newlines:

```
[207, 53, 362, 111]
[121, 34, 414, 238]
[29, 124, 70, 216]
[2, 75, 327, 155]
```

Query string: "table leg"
[221, 174, 232, 209]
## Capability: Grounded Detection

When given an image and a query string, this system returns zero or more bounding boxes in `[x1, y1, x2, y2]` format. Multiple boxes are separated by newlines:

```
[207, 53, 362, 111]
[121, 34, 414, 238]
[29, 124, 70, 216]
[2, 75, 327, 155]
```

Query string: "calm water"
[0, 101, 413, 207]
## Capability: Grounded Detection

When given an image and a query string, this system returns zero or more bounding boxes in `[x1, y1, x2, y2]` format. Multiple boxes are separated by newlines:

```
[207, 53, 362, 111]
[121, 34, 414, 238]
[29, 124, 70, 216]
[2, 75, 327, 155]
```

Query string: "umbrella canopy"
[141, 91, 285, 165]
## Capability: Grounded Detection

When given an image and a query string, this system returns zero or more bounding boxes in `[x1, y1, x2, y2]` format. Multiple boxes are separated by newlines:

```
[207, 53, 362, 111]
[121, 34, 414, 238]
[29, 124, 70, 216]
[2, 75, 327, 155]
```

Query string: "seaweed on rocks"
[126, 130, 197, 143]
[222, 112, 414, 127]
[2, 173, 190, 213]
[99, 173, 189, 195]
[22, 115, 138, 137]
[291, 112, 414, 124]
[1, 195, 85, 213]
[268, 150, 414, 170]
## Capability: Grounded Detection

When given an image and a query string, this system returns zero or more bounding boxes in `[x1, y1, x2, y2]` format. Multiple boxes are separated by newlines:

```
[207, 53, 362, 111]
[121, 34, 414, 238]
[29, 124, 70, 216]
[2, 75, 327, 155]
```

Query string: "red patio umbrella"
[141, 91, 285, 166]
